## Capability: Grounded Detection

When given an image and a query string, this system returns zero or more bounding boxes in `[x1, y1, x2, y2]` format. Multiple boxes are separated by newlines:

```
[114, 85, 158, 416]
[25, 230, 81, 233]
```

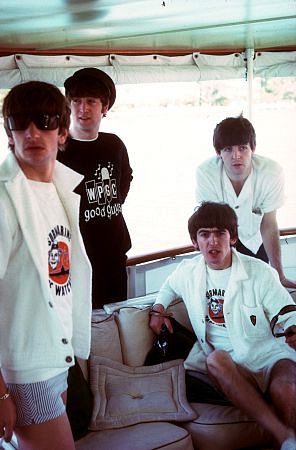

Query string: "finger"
[164, 318, 174, 333]
[3, 426, 13, 443]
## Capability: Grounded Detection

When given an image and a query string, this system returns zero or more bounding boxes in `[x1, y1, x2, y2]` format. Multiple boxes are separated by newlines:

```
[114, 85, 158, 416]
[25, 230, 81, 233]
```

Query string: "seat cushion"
[183, 403, 273, 450]
[75, 422, 194, 450]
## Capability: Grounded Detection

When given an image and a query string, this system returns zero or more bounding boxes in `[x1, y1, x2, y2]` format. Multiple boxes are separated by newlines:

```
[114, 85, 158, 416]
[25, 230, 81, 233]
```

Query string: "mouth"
[24, 144, 44, 151]
[208, 249, 220, 255]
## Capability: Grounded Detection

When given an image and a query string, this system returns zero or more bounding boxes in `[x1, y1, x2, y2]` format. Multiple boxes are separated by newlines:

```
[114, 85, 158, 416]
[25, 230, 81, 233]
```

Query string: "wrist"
[150, 304, 165, 313]
[150, 305, 172, 318]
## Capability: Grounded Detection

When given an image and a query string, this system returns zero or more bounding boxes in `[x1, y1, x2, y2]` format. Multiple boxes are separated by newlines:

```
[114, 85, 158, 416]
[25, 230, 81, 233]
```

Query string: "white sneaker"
[281, 438, 296, 450]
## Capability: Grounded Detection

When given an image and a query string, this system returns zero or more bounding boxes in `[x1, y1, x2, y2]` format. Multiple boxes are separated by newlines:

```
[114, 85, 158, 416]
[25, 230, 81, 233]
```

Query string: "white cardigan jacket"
[0, 153, 92, 382]
[155, 249, 296, 373]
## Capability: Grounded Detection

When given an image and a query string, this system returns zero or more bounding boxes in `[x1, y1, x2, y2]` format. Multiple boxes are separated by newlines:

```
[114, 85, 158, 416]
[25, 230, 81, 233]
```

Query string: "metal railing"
[127, 227, 296, 267]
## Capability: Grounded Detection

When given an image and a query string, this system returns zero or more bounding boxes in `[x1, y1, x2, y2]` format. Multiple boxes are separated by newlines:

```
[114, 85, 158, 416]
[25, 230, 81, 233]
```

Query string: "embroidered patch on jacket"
[250, 315, 257, 326]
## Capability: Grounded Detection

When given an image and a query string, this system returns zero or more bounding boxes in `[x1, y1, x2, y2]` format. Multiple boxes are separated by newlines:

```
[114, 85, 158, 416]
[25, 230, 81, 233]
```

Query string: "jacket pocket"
[241, 305, 270, 338]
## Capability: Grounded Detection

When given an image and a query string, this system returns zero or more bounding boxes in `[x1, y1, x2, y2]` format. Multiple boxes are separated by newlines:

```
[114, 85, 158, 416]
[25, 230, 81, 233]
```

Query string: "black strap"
[270, 305, 296, 336]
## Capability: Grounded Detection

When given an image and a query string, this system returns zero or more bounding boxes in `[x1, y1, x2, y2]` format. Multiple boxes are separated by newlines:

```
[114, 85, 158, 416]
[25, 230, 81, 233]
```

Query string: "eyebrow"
[197, 228, 226, 233]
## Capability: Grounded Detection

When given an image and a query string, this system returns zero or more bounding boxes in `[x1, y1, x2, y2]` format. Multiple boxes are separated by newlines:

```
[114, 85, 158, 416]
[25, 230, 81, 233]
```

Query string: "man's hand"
[284, 325, 296, 350]
[279, 276, 296, 289]
[149, 304, 173, 335]
[0, 395, 16, 443]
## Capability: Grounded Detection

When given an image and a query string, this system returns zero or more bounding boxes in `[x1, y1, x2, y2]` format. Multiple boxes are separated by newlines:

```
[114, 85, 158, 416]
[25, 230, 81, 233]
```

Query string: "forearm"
[262, 229, 284, 277]
[0, 371, 8, 397]
[260, 211, 284, 278]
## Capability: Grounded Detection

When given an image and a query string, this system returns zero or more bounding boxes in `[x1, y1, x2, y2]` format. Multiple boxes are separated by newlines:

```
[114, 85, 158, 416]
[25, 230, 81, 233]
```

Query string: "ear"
[215, 149, 221, 157]
[58, 129, 68, 145]
[102, 104, 108, 116]
[8, 136, 14, 146]
[191, 237, 199, 251]
[230, 237, 237, 247]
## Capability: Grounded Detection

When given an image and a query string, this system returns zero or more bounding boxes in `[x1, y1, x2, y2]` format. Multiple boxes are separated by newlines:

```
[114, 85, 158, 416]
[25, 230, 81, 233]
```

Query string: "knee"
[206, 350, 231, 376]
[269, 359, 296, 396]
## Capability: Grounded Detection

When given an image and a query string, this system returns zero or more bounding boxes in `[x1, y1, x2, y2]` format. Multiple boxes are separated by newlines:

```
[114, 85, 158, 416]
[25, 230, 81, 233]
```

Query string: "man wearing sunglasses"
[58, 68, 133, 309]
[0, 81, 92, 450]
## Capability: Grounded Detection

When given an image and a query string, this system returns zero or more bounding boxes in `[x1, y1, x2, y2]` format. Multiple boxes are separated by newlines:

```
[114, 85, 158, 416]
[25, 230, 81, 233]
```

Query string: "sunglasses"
[5, 114, 60, 131]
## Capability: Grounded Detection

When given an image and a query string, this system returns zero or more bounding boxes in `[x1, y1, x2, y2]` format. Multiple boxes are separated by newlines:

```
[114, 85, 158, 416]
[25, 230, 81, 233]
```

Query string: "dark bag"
[144, 317, 196, 365]
[185, 372, 232, 405]
[145, 318, 232, 405]
[66, 357, 93, 441]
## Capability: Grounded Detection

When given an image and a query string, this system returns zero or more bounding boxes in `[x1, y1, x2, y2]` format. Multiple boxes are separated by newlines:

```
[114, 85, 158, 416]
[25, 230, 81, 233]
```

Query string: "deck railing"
[127, 227, 296, 267]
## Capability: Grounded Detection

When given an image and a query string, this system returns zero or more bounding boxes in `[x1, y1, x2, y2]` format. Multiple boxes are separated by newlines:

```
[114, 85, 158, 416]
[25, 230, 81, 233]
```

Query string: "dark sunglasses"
[5, 114, 60, 131]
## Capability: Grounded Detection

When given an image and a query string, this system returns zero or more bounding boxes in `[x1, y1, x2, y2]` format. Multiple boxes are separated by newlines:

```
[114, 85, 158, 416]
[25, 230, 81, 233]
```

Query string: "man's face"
[70, 97, 108, 136]
[49, 248, 60, 269]
[218, 144, 254, 181]
[192, 227, 236, 270]
[9, 120, 66, 179]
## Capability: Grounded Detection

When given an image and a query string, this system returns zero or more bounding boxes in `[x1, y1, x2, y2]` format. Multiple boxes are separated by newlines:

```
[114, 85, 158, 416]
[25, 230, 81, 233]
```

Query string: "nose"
[232, 146, 241, 159]
[79, 99, 89, 112]
[209, 232, 218, 244]
[25, 122, 41, 137]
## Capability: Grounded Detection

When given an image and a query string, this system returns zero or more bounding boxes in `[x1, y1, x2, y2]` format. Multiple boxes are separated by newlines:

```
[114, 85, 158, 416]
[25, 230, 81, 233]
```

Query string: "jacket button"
[65, 356, 72, 363]
[48, 301, 53, 308]
[62, 338, 68, 344]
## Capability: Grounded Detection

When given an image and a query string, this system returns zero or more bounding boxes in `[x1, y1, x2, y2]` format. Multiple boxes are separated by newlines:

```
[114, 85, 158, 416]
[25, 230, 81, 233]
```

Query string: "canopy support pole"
[245, 48, 255, 121]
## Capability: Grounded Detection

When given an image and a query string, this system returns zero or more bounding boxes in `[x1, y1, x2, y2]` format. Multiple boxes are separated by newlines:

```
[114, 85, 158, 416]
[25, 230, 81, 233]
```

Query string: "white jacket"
[155, 249, 296, 373]
[195, 155, 284, 253]
[0, 153, 92, 382]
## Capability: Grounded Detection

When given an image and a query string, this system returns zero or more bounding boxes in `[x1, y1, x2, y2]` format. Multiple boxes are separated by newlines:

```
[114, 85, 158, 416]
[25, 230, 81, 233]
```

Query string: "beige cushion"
[168, 299, 194, 332]
[75, 422, 194, 450]
[116, 306, 154, 366]
[91, 310, 123, 363]
[88, 356, 197, 430]
[183, 403, 273, 450]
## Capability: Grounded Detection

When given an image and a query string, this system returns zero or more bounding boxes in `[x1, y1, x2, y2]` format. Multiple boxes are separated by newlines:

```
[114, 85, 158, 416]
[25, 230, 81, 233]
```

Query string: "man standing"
[58, 68, 133, 308]
[195, 115, 296, 288]
[150, 201, 296, 450]
[0, 81, 92, 449]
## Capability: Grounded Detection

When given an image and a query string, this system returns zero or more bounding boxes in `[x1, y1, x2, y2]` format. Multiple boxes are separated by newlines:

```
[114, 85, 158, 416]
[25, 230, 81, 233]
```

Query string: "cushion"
[75, 422, 194, 450]
[184, 403, 273, 450]
[116, 306, 154, 366]
[91, 310, 123, 363]
[88, 356, 197, 430]
[168, 299, 194, 332]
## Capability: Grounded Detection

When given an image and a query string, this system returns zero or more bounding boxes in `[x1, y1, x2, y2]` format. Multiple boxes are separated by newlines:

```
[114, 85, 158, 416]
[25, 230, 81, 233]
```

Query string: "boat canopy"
[0, 51, 295, 88]
[0, 0, 295, 88]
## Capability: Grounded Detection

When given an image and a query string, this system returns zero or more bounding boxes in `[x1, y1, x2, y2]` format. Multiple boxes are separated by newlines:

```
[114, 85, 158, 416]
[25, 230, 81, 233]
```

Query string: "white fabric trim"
[0, 50, 294, 89]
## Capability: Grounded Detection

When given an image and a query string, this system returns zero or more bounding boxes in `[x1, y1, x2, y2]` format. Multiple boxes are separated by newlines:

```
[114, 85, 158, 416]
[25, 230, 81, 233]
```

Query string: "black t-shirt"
[58, 132, 133, 259]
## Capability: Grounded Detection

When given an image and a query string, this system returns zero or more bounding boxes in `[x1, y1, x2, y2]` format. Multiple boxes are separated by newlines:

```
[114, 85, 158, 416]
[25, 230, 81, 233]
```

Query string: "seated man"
[195, 115, 296, 289]
[149, 201, 296, 450]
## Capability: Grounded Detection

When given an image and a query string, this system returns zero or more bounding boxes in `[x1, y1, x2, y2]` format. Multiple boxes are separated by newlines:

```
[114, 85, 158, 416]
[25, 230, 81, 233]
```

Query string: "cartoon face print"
[208, 296, 225, 325]
[48, 240, 70, 284]
[49, 243, 61, 270]
[210, 298, 222, 315]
